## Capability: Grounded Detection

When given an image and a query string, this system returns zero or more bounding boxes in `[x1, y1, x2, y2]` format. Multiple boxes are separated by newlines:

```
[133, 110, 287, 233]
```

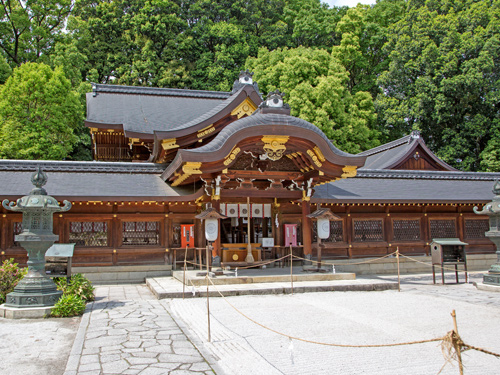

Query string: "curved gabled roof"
[359, 132, 457, 171]
[162, 112, 366, 182]
[181, 113, 357, 159]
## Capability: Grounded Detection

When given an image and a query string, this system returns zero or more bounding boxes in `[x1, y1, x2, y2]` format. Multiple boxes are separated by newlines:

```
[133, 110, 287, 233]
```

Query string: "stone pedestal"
[5, 235, 62, 309]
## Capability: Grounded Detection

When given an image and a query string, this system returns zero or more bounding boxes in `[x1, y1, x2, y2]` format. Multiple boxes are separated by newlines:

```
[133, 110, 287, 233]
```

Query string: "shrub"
[55, 273, 95, 302]
[0, 259, 27, 304]
[50, 294, 86, 317]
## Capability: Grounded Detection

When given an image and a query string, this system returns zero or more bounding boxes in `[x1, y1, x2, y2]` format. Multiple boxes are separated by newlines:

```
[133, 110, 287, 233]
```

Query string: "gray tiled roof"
[358, 133, 456, 171]
[86, 84, 232, 135]
[188, 113, 355, 158]
[0, 159, 165, 173]
[313, 169, 500, 203]
[0, 171, 193, 200]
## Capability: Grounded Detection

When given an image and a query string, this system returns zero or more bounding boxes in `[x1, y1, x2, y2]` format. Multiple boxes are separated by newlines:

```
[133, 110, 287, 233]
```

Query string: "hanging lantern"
[195, 207, 227, 242]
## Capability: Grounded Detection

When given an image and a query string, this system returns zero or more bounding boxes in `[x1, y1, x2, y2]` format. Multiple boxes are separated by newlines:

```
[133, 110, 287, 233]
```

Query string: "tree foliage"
[0, 0, 498, 171]
[377, 0, 500, 171]
[0, 62, 82, 160]
[247, 47, 380, 153]
[0, 0, 73, 66]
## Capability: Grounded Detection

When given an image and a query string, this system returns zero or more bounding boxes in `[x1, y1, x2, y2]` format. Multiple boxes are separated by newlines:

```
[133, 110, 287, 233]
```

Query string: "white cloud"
[323, 0, 376, 7]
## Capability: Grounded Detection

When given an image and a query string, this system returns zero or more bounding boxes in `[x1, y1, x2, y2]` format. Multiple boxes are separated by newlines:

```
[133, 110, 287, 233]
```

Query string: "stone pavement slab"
[64, 284, 220, 375]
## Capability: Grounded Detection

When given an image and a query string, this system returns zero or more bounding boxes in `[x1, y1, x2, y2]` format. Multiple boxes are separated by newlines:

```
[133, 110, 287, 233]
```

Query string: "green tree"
[377, 0, 500, 171]
[0, 0, 73, 66]
[247, 47, 380, 153]
[0, 63, 82, 160]
[332, 1, 406, 97]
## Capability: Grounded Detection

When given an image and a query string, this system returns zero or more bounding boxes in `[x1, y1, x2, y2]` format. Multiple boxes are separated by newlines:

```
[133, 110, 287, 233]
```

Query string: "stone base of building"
[0, 304, 54, 319]
[72, 264, 172, 284]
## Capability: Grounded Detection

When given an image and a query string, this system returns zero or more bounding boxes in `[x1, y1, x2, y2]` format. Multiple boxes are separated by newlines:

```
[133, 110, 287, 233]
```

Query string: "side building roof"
[0, 160, 199, 202]
[313, 169, 500, 204]
[358, 131, 456, 171]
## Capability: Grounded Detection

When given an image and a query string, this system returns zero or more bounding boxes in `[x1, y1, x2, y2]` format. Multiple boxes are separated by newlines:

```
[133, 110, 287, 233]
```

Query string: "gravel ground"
[169, 277, 500, 375]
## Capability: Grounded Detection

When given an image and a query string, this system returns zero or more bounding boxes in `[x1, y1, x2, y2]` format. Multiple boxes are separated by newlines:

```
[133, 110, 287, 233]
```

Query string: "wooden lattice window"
[353, 219, 384, 242]
[13, 222, 23, 246]
[393, 219, 421, 241]
[70, 221, 108, 247]
[430, 219, 456, 238]
[312, 221, 344, 242]
[172, 224, 181, 247]
[122, 221, 160, 246]
[464, 219, 489, 239]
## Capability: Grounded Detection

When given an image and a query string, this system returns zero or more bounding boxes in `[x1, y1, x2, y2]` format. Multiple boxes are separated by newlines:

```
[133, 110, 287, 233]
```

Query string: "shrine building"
[0, 71, 498, 278]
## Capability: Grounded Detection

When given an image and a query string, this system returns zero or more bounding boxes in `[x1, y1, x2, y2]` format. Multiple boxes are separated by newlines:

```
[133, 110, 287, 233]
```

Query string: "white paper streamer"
[288, 338, 294, 364]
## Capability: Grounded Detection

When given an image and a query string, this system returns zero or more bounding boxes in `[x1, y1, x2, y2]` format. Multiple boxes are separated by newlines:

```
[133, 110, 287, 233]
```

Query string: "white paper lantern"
[317, 218, 330, 239]
[205, 218, 219, 241]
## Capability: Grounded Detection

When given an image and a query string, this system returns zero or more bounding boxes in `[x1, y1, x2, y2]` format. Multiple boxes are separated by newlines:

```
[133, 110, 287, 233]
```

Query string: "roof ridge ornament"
[410, 130, 421, 139]
[232, 70, 261, 94]
[258, 89, 291, 115]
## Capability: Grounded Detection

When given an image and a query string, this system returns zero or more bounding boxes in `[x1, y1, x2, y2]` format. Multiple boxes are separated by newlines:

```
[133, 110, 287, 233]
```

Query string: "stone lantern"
[2, 167, 71, 310]
[473, 180, 500, 287]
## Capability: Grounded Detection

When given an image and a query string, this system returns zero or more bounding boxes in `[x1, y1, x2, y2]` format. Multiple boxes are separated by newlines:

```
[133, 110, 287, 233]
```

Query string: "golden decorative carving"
[302, 190, 310, 202]
[313, 146, 326, 162]
[262, 135, 289, 161]
[231, 98, 258, 119]
[182, 162, 203, 174]
[232, 254, 239, 261]
[306, 149, 322, 168]
[223, 147, 241, 166]
[161, 138, 179, 150]
[197, 124, 215, 138]
[341, 165, 358, 179]
[172, 162, 202, 186]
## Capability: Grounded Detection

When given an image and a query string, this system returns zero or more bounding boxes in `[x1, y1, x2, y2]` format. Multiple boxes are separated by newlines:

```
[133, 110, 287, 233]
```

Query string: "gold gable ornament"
[161, 138, 179, 150]
[231, 98, 258, 119]
[262, 136, 289, 161]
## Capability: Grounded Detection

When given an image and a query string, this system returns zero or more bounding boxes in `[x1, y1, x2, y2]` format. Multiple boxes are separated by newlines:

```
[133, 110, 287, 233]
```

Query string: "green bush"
[50, 294, 86, 317]
[0, 259, 27, 304]
[55, 273, 95, 302]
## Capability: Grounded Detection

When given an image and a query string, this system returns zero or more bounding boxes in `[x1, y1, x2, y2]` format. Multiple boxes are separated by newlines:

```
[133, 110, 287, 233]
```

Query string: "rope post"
[290, 245, 293, 295]
[207, 275, 211, 342]
[396, 247, 401, 292]
[451, 310, 464, 375]
[183, 246, 188, 299]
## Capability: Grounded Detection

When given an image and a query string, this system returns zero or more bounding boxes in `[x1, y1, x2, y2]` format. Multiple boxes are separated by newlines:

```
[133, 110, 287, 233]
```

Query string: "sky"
[323, 0, 377, 7]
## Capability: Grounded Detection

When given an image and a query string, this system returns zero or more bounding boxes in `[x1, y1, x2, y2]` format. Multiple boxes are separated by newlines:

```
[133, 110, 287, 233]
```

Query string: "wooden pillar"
[302, 199, 312, 256]
[111, 211, 120, 265]
[346, 206, 352, 258]
[422, 205, 429, 255]
[384, 206, 392, 254]
[457, 206, 464, 242]
[1, 214, 6, 262]
[1, 214, 7, 252]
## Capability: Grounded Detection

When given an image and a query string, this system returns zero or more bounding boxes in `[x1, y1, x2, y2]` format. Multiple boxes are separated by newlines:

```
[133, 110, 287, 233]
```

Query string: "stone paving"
[64, 284, 218, 375]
